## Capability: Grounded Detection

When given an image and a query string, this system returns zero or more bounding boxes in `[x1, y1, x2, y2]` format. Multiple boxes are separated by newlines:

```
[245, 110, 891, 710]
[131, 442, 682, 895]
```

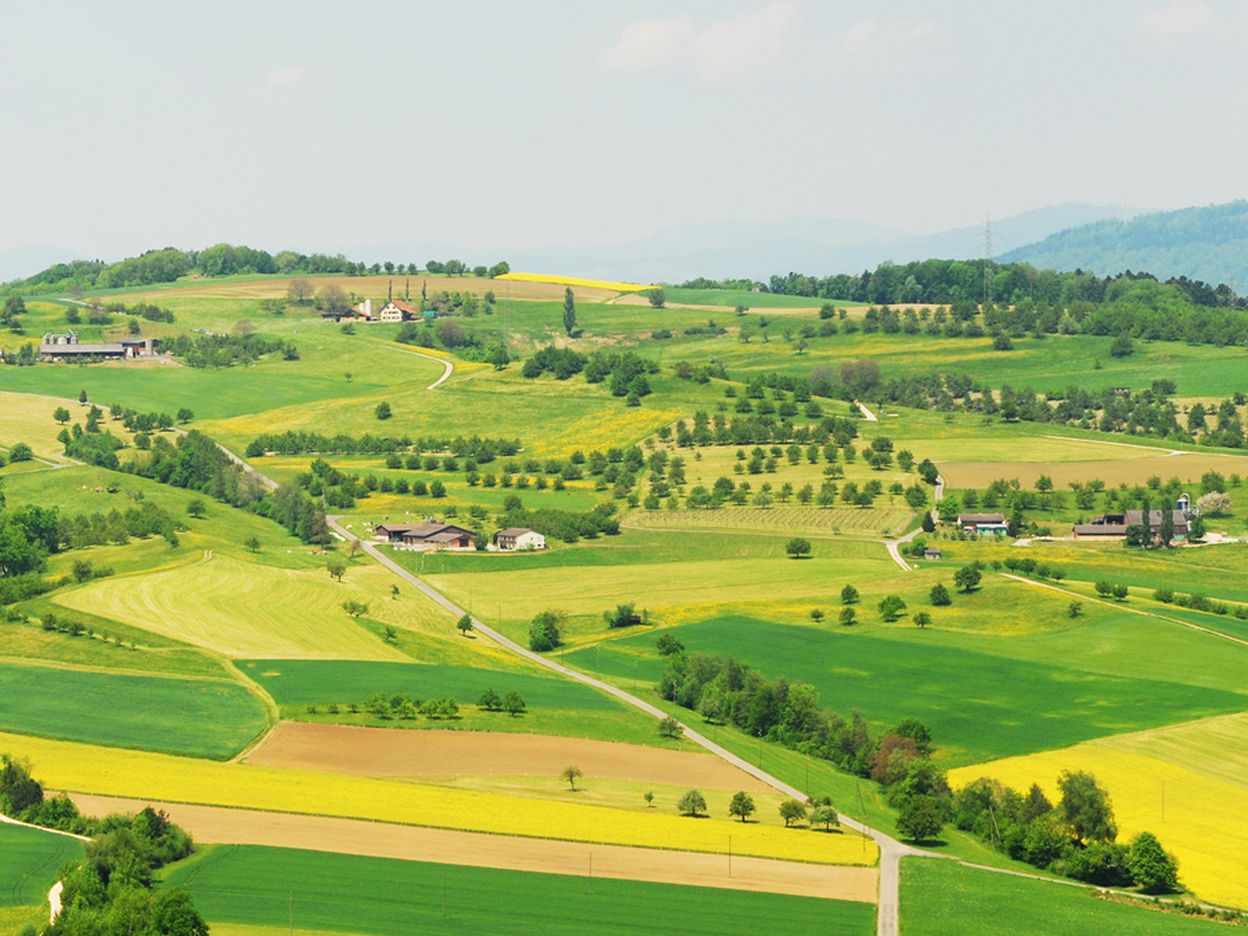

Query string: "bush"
[527, 610, 564, 652]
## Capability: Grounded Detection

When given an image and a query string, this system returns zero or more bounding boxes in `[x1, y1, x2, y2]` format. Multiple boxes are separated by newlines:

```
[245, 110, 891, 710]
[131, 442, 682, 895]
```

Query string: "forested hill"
[1001, 200, 1248, 290]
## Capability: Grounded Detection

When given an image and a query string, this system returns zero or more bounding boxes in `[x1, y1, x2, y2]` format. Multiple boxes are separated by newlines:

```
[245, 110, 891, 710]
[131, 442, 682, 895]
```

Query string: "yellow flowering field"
[1, 732, 875, 867]
[948, 713, 1248, 910]
[497, 272, 656, 293]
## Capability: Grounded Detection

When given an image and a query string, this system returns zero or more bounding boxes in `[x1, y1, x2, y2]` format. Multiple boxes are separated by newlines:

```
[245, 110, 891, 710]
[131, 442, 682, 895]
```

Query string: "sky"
[1, 0, 1245, 259]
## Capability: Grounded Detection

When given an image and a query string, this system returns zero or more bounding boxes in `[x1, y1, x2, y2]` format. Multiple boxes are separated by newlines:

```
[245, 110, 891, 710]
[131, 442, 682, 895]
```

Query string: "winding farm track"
[379, 343, 454, 390]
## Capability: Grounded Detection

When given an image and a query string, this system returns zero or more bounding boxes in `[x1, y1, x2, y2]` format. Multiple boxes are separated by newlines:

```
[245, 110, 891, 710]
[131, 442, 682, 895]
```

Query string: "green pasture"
[660, 287, 837, 309]
[0, 660, 267, 759]
[900, 858, 1228, 935]
[0, 823, 83, 908]
[164, 844, 875, 936]
[241, 658, 676, 747]
[564, 610, 1248, 767]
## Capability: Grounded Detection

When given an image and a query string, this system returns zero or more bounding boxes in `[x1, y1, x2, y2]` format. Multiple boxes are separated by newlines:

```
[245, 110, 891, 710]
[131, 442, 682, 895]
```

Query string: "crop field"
[0, 823, 83, 907]
[0, 731, 877, 865]
[165, 844, 877, 936]
[0, 660, 267, 758]
[0, 390, 80, 465]
[949, 712, 1248, 910]
[497, 271, 651, 295]
[240, 658, 675, 746]
[246, 722, 762, 791]
[565, 612, 1248, 767]
[53, 555, 434, 659]
[900, 858, 1228, 935]
[624, 506, 916, 537]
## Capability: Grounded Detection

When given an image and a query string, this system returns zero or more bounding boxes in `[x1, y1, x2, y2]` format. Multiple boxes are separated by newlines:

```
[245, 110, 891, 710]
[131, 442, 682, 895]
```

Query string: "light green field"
[0, 823, 83, 908]
[624, 506, 916, 538]
[0, 389, 80, 465]
[900, 858, 1229, 935]
[53, 554, 431, 659]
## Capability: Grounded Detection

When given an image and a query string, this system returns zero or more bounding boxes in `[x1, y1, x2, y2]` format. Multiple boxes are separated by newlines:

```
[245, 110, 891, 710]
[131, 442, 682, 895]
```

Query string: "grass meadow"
[0, 661, 267, 759]
[900, 858, 1230, 935]
[0, 731, 876, 865]
[0, 823, 82, 908]
[165, 844, 876, 936]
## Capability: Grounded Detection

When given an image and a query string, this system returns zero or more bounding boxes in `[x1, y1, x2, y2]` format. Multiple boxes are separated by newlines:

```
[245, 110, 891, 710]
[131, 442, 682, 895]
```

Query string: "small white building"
[377, 299, 417, 322]
[494, 527, 546, 551]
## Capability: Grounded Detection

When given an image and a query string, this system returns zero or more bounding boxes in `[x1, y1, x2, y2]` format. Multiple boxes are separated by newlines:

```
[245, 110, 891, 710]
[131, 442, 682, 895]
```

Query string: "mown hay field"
[948, 712, 1248, 910]
[166, 844, 877, 936]
[940, 451, 1248, 489]
[0, 390, 82, 465]
[0, 661, 267, 759]
[0, 731, 876, 866]
[53, 555, 426, 660]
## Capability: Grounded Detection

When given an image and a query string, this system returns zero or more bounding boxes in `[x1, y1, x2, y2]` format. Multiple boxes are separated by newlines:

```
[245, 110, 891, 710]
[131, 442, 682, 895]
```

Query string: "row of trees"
[245, 430, 521, 462]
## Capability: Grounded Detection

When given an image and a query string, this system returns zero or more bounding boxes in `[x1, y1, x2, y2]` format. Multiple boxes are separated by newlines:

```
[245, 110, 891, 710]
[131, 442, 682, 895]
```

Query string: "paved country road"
[326, 516, 918, 935]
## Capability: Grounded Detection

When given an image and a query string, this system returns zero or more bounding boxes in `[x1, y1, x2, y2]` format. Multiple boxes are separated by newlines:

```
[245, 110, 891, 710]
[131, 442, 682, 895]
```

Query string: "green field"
[0, 661, 268, 758]
[900, 858, 1230, 935]
[241, 658, 678, 747]
[0, 823, 83, 908]
[564, 612, 1248, 766]
[164, 844, 875, 936]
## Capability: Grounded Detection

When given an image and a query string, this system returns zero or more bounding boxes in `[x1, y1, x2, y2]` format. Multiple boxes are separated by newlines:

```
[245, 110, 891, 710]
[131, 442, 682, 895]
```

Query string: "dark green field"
[565, 614, 1247, 766]
[900, 858, 1229, 935]
[0, 662, 267, 759]
[164, 844, 875, 935]
[0, 823, 83, 908]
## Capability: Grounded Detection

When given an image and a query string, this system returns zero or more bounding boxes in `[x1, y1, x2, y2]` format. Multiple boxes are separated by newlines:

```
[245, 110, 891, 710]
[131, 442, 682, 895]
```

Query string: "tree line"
[245, 430, 521, 462]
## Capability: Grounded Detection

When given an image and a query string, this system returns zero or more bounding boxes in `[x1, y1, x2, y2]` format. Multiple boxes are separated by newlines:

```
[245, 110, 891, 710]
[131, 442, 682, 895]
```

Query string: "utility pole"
[982, 216, 994, 310]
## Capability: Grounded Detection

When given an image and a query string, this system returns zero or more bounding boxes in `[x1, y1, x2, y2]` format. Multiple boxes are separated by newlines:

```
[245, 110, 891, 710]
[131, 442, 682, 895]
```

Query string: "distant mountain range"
[1002, 201, 1248, 289]
[346, 203, 1138, 284]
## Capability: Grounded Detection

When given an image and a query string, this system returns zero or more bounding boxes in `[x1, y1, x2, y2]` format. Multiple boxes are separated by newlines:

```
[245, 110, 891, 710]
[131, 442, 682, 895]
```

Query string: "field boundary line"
[1000, 573, 1248, 648]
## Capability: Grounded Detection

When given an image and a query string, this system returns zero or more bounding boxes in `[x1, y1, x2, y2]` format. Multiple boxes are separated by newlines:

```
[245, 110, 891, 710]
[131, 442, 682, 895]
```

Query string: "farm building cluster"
[323, 297, 434, 324]
[374, 522, 545, 552]
[36, 331, 157, 361]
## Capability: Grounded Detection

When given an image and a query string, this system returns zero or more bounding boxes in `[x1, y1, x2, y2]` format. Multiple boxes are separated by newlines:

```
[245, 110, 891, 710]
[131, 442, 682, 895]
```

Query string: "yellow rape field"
[497, 272, 656, 293]
[2, 732, 876, 867]
[948, 712, 1248, 910]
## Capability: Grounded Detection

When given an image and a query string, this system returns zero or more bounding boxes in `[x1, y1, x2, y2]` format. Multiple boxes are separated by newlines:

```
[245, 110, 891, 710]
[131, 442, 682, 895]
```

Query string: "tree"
[785, 537, 812, 559]
[186, 499, 206, 519]
[382, 625, 398, 644]
[1127, 831, 1179, 893]
[896, 795, 945, 843]
[877, 595, 907, 622]
[341, 600, 368, 618]
[929, 583, 951, 606]
[502, 690, 527, 716]
[778, 799, 807, 828]
[809, 805, 840, 831]
[562, 287, 577, 336]
[7, 442, 33, 463]
[1112, 583, 1129, 601]
[243, 535, 261, 553]
[647, 288, 666, 309]
[318, 284, 351, 317]
[327, 556, 347, 581]
[953, 564, 982, 593]
[1058, 770, 1117, 843]
[478, 688, 502, 711]
[53, 406, 70, 424]
[1188, 514, 1207, 541]
[644, 790, 654, 808]
[375, 401, 392, 420]
[839, 606, 857, 626]
[678, 789, 707, 817]
[658, 716, 683, 739]
[809, 608, 825, 623]
[841, 584, 859, 604]
[78, 390, 88, 404]
[1094, 580, 1114, 598]
[913, 611, 932, 628]
[528, 610, 563, 651]
[1196, 491, 1232, 517]
[561, 765, 583, 791]
[1110, 332, 1134, 358]
[456, 613, 474, 637]
[729, 791, 756, 822]
[655, 632, 684, 656]
[287, 278, 314, 303]
[1068, 600, 1083, 618]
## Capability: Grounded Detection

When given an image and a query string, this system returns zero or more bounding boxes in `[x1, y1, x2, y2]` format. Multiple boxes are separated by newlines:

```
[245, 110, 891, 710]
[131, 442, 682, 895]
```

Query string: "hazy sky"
[2, 0, 1245, 257]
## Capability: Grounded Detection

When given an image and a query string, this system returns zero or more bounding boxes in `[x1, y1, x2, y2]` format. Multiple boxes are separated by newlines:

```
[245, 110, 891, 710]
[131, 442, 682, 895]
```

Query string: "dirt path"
[246, 722, 772, 791]
[856, 400, 879, 422]
[47, 881, 63, 924]
[64, 793, 877, 902]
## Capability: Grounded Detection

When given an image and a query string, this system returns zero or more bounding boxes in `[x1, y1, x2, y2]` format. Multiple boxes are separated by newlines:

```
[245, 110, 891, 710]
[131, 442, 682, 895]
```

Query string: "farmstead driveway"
[325, 515, 917, 936]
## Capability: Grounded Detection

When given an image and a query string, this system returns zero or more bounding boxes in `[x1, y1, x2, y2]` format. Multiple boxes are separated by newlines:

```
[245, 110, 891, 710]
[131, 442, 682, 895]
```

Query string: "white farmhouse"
[494, 527, 546, 551]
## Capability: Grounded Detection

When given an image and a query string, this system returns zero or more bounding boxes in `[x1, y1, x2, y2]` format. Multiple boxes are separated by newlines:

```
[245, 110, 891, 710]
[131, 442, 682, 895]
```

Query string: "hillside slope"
[1003, 200, 1248, 288]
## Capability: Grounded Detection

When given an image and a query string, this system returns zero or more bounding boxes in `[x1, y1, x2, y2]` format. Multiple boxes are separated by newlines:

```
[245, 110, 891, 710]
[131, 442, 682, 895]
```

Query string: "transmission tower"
[982, 216, 994, 309]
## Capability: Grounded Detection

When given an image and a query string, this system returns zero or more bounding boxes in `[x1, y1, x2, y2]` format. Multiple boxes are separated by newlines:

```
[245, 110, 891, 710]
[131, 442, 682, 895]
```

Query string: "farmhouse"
[375, 521, 477, 550]
[39, 331, 155, 361]
[376, 299, 417, 322]
[1073, 509, 1189, 540]
[958, 513, 1008, 536]
[494, 527, 546, 551]
[923, 546, 943, 560]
